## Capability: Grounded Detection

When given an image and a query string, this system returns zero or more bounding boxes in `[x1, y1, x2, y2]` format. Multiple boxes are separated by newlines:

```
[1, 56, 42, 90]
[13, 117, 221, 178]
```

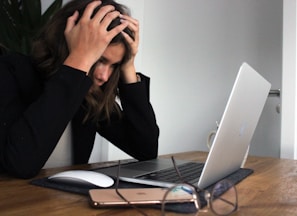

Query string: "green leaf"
[0, 0, 62, 55]
[22, 0, 42, 28]
[1, 0, 22, 22]
[0, 1, 22, 52]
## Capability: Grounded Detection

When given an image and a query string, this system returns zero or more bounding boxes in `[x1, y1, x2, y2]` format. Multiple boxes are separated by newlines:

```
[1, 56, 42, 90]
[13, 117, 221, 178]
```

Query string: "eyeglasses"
[115, 158, 238, 216]
[161, 157, 238, 216]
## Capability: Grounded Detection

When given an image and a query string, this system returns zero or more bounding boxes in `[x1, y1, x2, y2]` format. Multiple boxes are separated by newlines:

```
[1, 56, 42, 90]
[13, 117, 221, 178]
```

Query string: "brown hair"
[31, 0, 134, 124]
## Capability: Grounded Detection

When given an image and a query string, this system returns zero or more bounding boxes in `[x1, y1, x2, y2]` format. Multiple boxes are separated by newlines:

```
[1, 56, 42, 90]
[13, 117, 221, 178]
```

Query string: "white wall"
[141, 0, 282, 157]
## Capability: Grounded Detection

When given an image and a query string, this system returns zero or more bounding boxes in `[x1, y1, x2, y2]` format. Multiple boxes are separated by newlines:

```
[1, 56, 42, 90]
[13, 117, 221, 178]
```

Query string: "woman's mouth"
[94, 78, 105, 86]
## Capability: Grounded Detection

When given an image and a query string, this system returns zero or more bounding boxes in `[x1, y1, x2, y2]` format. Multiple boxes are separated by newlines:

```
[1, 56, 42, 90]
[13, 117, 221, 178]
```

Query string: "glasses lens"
[161, 184, 199, 215]
[210, 180, 238, 215]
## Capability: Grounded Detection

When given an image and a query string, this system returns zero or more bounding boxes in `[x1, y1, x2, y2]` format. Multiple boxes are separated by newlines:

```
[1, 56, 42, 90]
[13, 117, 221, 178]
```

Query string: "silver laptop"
[96, 62, 271, 189]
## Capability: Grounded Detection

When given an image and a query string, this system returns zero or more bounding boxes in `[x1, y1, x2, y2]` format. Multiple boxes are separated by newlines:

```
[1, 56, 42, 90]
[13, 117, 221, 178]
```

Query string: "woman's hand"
[120, 14, 140, 83]
[63, 1, 128, 74]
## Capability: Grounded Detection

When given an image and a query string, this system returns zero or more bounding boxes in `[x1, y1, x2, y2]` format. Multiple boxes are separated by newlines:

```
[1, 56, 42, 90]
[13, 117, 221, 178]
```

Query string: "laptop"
[96, 62, 271, 189]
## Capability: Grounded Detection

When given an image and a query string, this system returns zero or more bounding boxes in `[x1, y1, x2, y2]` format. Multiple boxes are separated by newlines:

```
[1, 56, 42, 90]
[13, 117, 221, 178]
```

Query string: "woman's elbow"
[140, 128, 159, 160]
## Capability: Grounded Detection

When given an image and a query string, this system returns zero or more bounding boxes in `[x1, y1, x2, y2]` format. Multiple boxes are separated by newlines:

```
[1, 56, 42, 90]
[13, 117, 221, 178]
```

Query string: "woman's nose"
[96, 64, 111, 82]
[100, 68, 109, 82]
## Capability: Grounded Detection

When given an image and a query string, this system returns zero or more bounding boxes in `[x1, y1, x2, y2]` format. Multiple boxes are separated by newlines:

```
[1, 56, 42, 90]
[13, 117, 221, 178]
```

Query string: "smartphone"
[89, 187, 195, 208]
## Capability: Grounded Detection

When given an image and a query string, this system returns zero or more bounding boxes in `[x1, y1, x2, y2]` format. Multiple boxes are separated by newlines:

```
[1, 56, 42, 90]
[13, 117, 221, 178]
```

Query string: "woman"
[0, 0, 159, 178]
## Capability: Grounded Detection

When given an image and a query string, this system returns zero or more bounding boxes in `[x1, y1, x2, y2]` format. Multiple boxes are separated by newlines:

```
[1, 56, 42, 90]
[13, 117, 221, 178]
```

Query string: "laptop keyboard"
[137, 162, 204, 185]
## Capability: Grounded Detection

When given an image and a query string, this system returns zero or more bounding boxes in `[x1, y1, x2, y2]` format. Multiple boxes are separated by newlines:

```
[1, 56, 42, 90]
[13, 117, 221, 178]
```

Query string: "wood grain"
[1, 151, 297, 215]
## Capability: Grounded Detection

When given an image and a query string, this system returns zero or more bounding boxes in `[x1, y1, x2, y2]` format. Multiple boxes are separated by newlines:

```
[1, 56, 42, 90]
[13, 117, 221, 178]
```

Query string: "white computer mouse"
[48, 170, 114, 188]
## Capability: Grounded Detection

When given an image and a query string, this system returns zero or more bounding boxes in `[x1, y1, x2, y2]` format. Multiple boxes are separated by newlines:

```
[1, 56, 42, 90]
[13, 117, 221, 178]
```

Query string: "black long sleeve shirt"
[0, 54, 159, 178]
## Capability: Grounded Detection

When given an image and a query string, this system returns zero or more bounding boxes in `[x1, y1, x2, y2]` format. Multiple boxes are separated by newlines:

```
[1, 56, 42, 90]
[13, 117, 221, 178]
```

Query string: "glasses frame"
[161, 156, 238, 216]
[114, 158, 238, 216]
[115, 160, 149, 216]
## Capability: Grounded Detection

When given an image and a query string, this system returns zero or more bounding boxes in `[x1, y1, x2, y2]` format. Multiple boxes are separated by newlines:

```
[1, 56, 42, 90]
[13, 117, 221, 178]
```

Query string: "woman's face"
[92, 43, 125, 87]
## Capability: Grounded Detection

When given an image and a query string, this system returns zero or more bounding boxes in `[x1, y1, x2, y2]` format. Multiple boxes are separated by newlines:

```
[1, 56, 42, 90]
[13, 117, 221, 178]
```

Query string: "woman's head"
[32, 0, 133, 78]
[32, 0, 135, 123]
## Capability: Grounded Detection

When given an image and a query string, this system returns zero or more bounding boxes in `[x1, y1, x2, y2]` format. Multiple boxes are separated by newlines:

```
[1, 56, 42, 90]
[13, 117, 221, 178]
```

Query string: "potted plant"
[0, 0, 62, 55]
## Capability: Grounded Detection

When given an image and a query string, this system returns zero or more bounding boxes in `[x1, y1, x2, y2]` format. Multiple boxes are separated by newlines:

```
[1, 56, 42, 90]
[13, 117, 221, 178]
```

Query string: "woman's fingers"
[79, 0, 102, 21]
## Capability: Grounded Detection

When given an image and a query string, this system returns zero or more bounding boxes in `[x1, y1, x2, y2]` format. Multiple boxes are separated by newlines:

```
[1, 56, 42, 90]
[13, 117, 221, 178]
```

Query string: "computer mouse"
[48, 170, 114, 188]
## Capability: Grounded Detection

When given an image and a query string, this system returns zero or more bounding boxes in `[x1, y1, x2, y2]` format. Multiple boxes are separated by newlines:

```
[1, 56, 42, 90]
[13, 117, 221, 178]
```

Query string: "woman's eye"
[111, 63, 119, 69]
[97, 59, 104, 64]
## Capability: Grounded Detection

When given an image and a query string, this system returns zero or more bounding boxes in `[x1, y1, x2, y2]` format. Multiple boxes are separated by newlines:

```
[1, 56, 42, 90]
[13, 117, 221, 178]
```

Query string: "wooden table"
[1, 151, 297, 215]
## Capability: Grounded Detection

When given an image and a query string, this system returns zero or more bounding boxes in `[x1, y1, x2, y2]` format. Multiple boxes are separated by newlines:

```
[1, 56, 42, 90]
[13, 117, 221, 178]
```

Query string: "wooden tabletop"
[1, 151, 297, 215]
